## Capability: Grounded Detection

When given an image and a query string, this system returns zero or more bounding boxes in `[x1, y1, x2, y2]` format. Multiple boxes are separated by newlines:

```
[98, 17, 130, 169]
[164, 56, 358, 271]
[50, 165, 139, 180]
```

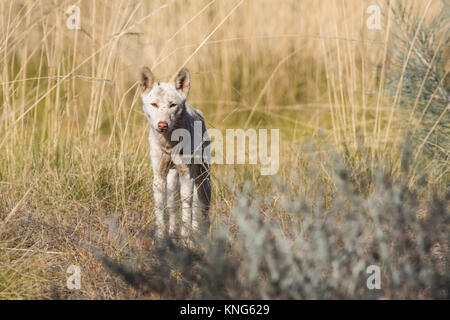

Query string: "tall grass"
[0, 0, 447, 299]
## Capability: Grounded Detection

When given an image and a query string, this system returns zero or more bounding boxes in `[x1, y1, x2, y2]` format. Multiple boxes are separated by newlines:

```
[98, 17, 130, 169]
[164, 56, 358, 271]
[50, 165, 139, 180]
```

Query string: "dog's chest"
[148, 132, 185, 169]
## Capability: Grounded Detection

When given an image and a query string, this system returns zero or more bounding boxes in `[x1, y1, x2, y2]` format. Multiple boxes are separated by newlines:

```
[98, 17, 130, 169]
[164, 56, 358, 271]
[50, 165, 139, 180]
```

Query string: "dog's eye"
[151, 103, 158, 108]
[170, 103, 177, 108]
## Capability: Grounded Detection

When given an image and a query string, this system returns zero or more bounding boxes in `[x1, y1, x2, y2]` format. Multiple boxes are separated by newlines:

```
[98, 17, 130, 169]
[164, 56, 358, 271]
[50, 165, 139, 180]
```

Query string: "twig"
[0, 247, 69, 255]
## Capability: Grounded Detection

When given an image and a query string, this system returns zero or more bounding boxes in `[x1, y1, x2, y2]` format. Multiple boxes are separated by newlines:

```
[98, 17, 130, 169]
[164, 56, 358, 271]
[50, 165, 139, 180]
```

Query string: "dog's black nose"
[158, 121, 168, 130]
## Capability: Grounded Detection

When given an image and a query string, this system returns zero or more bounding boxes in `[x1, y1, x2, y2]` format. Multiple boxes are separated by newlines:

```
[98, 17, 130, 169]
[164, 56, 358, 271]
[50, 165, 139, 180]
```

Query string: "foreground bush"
[99, 146, 449, 299]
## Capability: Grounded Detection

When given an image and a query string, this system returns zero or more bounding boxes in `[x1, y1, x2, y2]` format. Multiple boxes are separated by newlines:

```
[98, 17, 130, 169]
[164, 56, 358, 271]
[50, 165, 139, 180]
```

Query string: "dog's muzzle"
[157, 121, 168, 131]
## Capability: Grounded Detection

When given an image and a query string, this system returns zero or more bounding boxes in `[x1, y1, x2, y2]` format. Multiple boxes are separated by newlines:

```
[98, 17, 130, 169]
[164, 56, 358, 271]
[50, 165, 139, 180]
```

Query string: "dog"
[140, 66, 211, 240]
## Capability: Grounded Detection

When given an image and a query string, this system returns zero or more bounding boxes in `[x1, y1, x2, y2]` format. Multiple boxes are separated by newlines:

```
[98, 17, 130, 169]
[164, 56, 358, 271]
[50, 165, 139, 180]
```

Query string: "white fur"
[140, 67, 211, 240]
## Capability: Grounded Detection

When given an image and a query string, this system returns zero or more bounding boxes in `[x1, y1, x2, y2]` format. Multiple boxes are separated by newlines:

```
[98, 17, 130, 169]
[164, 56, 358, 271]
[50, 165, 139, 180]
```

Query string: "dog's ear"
[141, 66, 154, 92]
[174, 67, 190, 99]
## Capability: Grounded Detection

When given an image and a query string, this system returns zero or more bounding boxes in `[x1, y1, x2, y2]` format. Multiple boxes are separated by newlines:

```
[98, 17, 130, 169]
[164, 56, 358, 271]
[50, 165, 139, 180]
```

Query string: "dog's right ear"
[141, 66, 154, 92]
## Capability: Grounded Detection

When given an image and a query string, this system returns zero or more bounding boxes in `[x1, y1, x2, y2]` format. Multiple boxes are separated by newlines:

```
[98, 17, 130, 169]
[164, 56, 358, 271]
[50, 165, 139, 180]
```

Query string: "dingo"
[140, 67, 211, 240]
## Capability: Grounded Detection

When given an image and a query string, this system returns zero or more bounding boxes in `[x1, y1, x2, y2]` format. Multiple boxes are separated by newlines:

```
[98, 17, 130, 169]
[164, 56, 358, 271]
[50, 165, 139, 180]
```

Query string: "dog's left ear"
[174, 67, 190, 99]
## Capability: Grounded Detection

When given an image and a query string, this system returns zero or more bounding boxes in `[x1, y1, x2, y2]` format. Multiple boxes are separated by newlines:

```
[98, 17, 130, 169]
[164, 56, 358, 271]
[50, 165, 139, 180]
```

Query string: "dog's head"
[140, 67, 190, 133]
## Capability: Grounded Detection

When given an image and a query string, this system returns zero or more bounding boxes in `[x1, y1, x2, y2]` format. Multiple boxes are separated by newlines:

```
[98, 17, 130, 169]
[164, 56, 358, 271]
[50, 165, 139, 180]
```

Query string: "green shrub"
[99, 145, 449, 299]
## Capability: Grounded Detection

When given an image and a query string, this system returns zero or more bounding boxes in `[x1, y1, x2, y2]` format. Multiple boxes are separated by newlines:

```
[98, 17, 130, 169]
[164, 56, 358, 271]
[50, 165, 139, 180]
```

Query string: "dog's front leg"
[167, 168, 180, 236]
[177, 164, 194, 238]
[152, 172, 167, 240]
[151, 151, 170, 240]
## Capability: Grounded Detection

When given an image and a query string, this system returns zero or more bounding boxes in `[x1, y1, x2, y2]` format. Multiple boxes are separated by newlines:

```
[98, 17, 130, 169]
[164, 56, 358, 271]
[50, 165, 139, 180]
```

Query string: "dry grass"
[0, 0, 447, 299]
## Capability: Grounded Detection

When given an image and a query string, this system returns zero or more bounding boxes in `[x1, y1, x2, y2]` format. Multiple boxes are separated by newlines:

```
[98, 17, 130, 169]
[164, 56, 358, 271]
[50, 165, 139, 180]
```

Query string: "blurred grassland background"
[0, 0, 448, 299]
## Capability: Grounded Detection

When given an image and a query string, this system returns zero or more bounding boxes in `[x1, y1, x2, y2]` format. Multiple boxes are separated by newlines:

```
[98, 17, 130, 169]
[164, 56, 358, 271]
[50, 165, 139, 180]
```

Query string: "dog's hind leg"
[167, 168, 179, 236]
[178, 165, 194, 239]
[192, 164, 211, 235]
